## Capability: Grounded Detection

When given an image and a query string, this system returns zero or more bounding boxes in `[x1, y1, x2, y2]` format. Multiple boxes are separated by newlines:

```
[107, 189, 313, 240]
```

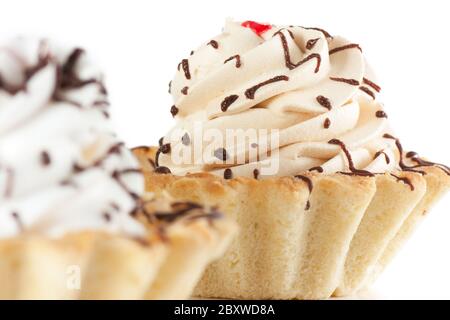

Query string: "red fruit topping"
[241, 20, 272, 36]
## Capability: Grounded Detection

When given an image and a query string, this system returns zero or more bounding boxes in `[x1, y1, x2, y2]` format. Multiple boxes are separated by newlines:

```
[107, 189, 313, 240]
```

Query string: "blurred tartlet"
[0, 38, 235, 299]
[134, 20, 450, 299]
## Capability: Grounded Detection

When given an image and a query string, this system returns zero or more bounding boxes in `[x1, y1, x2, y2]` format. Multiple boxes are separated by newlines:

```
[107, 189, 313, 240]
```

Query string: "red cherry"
[241, 20, 272, 36]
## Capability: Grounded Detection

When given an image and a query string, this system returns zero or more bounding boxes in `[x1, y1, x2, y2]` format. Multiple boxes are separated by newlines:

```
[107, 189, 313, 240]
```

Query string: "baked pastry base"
[133, 146, 450, 299]
[0, 200, 236, 300]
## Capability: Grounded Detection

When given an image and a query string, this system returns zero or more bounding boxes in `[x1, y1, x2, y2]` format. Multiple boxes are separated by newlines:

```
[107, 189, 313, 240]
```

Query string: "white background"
[3, 0, 449, 299]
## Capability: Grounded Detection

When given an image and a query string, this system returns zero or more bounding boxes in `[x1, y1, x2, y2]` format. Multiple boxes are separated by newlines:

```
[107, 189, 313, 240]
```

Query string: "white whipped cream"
[0, 37, 145, 238]
[160, 20, 399, 178]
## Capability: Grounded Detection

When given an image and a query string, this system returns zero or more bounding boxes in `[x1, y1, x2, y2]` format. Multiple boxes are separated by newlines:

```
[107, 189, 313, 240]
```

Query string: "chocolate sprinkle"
[275, 30, 321, 72]
[324, 118, 331, 129]
[214, 148, 229, 161]
[406, 151, 418, 158]
[154, 166, 171, 174]
[385, 140, 450, 176]
[182, 132, 191, 146]
[224, 55, 241, 68]
[390, 174, 414, 191]
[329, 77, 360, 86]
[309, 166, 324, 173]
[11, 212, 23, 231]
[359, 86, 376, 99]
[328, 139, 374, 177]
[40, 151, 51, 166]
[3, 167, 14, 198]
[363, 78, 381, 92]
[207, 40, 219, 49]
[329, 43, 362, 55]
[383, 134, 426, 175]
[111, 169, 141, 201]
[224, 168, 233, 179]
[374, 150, 390, 164]
[306, 38, 320, 50]
[221, 94, 239, 112]
[181, 59, 191, 80]
[375, 110, 388, 118]
[303, 27, 333, 38]
[245, 75, 289, 99]
[170, 105, 179, 117]
[160, 143, 171, 154]
[103, 212, 112, 222]
[316, 95, 332, 110]
[181, 86, 189, 95]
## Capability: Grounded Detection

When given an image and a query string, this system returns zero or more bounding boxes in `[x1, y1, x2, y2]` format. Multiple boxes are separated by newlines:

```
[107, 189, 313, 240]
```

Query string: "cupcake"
[132, 20, 450, 299]
[0, 37, 236, 299]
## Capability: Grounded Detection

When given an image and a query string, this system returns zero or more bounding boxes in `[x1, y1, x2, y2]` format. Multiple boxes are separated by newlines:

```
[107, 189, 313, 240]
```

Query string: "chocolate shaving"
[373, 150, 390, 164]
[363, 78, 381, 92]
[111, 169, 142, 201]
[253, 169, 260, 179]
[168, 81, 172, 93]
[207, 40, 219, 49]
[170, 105, 179, 117]
[224, 168, 233, 179]
[154, 166, 171, 174]
[11, 212, 23, 231]
[303, 27, 333, 38]
[316, 95, 332, 110]
[383, 134, 426, 175]
[160, 143, 171, 154]
[375, 110, 388, 118]
[359, 86, 376, 99]
[328, 139, 374, 177]
[306, 38, 320, 50]
[181, 86, 189, 95]
[406, 151, 418, 158]
[224, 55, 241, 68]
[221, 94, 239, 111]
[323, 118, 331, 129]
[180, 59, 191, 80]
[148, 158, 156, 169]
[390, 174, 414, 191]
[309, 166, 324, 173]
[329, 43, 362, 55]
[103, 212, 112, 222]
[40, 151, 51, 166]
[275, 30, 321, 72]
[245, 75, 289, 99]
[329, 77, 360, 86]
[400, 148, 450, 176]
[3, 167, 14, 198]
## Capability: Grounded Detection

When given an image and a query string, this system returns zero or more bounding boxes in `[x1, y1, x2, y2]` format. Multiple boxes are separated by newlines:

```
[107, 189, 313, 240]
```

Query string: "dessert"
[134, 20, 450, 299]
[0, 37, 236, 299]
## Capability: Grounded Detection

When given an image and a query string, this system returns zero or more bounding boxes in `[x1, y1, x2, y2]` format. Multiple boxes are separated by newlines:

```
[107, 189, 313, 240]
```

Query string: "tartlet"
[134, 20, 450, 299]
[133, 147, 448, 299]
[0, 38, 235, 299]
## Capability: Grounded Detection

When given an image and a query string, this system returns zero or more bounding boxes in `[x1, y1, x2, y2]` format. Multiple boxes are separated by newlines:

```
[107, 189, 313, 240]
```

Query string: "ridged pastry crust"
[133, 146, 450, 299]
[0, 194, 237, 300]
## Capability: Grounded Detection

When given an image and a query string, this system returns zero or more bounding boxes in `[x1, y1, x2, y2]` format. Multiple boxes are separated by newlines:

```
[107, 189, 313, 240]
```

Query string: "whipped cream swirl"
[0, 37, 144, 238]
[159, 20, 401, 179]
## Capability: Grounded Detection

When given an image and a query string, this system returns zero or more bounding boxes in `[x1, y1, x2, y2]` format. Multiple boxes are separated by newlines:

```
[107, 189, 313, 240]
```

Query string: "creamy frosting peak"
[0, 37, 144, 238]
[159, 20, 405, 179]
